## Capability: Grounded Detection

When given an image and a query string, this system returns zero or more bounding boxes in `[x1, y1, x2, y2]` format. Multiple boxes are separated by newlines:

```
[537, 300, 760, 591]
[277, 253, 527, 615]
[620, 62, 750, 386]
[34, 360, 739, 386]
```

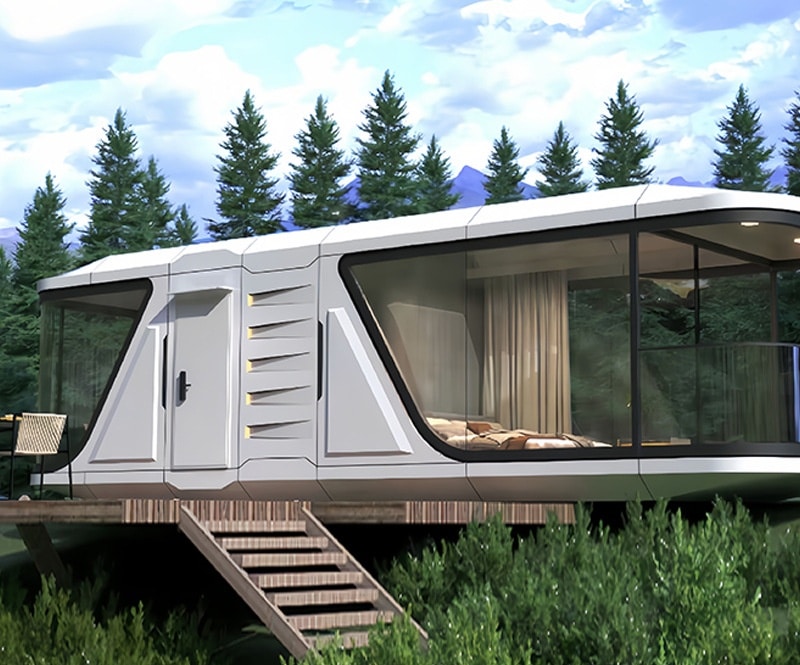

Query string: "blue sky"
[0, 0, 798, 237]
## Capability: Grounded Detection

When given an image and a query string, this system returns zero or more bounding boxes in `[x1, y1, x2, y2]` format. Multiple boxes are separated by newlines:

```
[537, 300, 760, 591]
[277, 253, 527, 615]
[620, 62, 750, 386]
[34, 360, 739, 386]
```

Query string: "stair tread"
[253, 571, 364, 589]
[204, 520, 307, 533]
[290, 610, 394, 631]
[234, 551, 348, 568]
[308, 631, 371, 650]
[218, 536, 328, 551]
[268, 587, 378, 607]
[182, 507, 427, 661]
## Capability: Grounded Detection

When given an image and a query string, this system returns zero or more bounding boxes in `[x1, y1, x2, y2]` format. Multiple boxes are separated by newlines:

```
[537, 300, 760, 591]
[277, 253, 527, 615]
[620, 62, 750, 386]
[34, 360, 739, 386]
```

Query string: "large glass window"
[350, 234, 630, 453]
[638, 223, 800, 447]
[39, 282, 151, 452]
[349, 216, 800, 457]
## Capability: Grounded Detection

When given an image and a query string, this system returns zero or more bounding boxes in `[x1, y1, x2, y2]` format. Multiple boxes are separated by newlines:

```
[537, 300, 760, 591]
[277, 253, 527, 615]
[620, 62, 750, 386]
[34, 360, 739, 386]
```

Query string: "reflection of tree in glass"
[777, 270, 800, 343]
[638, 272, 787, 443]
[638, 280, 696, 440]
[40, 305, 137, 450]
[699, 274, 771, 343]
[568, 283, 630, 444]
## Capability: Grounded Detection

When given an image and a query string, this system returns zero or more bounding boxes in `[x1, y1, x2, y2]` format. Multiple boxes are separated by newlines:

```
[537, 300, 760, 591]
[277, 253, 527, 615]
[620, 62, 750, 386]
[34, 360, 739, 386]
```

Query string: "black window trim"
[38, 278, 154, 462]
[338, 206, 800, 462]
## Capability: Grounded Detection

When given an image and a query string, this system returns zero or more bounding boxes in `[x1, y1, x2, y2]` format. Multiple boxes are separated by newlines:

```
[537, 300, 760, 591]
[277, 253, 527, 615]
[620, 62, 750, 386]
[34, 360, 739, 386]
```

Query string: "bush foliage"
[290, 500, 800, 665]
[0, 575, 215, 665]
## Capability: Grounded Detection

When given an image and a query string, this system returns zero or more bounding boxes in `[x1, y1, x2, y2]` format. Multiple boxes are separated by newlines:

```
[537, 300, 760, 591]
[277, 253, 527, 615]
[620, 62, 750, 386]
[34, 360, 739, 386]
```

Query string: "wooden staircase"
[178, 505, 427, 659]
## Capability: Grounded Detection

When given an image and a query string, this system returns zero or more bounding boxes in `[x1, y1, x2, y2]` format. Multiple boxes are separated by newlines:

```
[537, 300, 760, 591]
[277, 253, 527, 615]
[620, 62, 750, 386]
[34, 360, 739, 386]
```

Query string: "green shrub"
[363, 499, 800, 665]
[0, 576, 215, 665]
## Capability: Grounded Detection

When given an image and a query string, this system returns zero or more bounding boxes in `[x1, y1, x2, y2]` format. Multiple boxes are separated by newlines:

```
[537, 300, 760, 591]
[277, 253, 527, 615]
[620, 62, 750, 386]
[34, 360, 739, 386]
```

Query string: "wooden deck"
[0, 498, 572, 657]
[0, 498, 574, 525]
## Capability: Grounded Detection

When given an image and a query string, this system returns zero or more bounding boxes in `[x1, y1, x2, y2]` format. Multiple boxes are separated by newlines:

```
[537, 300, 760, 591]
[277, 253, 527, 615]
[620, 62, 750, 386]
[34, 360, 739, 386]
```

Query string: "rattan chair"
[5, 413, 72, 499]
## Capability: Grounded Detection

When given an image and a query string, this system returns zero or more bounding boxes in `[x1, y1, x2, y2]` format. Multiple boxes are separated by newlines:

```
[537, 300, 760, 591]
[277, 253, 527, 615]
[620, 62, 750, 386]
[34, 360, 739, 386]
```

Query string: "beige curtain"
[482, 272, 571, 433]
[386, 302, 480, 417]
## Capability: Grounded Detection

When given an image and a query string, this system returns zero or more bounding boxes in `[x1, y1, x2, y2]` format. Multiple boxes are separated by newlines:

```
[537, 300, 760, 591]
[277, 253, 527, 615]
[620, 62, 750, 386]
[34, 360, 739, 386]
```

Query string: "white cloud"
[120, 45, 265, 132]
[240, 44, 379, 179]
[698, 22, 795, 86]
[0, 0, 796, 234]
[652, 134, 714, 184]
[377, 1, 418, 33]
[0, 0, 235, 41]
[461, 0, 588, 30]
[0, 124, 99, 229]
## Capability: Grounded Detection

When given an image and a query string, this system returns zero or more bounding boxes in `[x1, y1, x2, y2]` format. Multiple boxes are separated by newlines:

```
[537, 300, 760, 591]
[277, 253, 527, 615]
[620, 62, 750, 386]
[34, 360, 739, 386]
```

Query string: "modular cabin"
[35, 184, 800, 503]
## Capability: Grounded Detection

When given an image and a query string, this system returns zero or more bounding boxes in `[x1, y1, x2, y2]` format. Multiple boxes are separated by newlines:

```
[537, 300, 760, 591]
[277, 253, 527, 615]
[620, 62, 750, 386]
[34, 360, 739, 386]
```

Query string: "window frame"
[340, 206, 800, 462]
[38, 278, 154, 457]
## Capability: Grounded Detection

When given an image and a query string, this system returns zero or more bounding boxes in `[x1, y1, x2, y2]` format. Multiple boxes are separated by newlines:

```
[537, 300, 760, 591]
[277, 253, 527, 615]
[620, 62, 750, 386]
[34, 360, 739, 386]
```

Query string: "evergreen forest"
[1, 75, 798, 417]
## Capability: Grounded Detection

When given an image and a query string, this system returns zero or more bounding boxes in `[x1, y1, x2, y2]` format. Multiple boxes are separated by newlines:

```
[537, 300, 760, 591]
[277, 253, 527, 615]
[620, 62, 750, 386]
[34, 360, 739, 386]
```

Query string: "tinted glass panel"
[638, 224, 800, 446]
[350, 234, 631, 453]
[39, 283, 150, 450]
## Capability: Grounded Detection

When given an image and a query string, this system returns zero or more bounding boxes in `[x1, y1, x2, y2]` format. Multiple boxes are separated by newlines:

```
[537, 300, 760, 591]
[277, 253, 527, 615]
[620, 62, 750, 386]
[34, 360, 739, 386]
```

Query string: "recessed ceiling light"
[740, 222, 759, 227]
[794, 238, 800, 245]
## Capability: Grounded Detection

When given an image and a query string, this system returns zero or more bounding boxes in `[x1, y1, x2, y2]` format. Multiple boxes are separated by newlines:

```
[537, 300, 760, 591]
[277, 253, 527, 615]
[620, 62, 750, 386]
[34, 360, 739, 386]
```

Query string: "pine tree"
[136, 156, 176, 249]
[289, 95, 352, 228]
[0, 247, 13, 353]
[356, 70, 421, 220]
[591, 80, 658, 189]
[0, 247, 33, 412]
[536, 122, 589, 197]
[713, 85, 774, 191]
[79, 108, 144, 264]
[484, 126, 528, 204]
[13, 173, 73, 289]
[0, 248, 12, 306]
[165, 204, 198, 246]
[416, 135, 459, 213]
[782, 90, 800, 196]
[209, 90, 284, 240]
[0, 175, 73, 412]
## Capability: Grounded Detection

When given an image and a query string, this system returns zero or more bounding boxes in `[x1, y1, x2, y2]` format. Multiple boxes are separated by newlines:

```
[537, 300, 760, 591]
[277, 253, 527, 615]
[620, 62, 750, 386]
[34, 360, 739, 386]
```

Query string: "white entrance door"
[169, 288, 234, 469]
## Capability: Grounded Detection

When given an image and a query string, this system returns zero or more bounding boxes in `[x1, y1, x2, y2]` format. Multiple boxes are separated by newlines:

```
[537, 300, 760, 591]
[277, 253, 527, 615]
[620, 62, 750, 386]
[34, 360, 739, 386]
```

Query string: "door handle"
[178, 370, 192, 402]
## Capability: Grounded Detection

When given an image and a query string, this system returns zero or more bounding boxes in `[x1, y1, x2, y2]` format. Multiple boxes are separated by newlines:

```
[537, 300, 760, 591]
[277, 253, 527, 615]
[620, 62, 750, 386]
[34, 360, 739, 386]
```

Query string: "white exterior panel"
[244, 227, 332, 272]
[468, 460, 647, 502]
[467, 187, 643, 239]
[72, 276, 170, 477]
[318, 462, 477, 501]
[317, 254, 460, 468]
[240, 265, 319, 466]
[322, 207, 472, 255]
[641, 457, 800, 501]
[635, 185, 800, 219]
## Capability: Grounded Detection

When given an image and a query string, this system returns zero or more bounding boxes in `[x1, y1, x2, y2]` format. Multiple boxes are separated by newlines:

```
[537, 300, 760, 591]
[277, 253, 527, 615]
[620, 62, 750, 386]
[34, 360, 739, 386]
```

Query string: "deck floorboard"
[0, 499, 574, 525]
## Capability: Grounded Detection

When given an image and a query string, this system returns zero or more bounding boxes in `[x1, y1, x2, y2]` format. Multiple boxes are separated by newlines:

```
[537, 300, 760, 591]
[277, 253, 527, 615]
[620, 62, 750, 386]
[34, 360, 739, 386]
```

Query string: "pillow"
[499, 436, 529, 450]
[445, 433, 477, 449]
[426, 418, 471, 441]
[467, 420, 504, 434]
[466, 436, 502, 450]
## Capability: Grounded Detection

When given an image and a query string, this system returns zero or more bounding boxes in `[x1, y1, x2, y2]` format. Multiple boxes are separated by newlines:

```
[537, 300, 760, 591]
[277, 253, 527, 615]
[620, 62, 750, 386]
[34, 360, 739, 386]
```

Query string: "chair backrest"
[14, 413, 67, 456]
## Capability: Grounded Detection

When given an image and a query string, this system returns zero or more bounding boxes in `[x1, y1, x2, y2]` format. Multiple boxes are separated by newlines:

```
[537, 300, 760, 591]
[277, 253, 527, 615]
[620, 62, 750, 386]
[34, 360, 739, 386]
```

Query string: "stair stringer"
[177, 506, 311, 659]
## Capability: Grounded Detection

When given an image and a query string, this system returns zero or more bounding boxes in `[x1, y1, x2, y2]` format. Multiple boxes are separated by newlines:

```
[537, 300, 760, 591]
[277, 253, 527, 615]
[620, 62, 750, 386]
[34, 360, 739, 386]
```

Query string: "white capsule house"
[35, 185, 800, 502]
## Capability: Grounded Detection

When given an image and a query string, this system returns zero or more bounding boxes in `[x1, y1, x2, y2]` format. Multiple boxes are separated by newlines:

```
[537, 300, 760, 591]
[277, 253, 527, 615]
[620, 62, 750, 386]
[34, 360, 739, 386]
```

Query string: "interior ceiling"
[58, 289, 147, 313]
[467, 222, 800, 280]
[676, 223, 800, 263]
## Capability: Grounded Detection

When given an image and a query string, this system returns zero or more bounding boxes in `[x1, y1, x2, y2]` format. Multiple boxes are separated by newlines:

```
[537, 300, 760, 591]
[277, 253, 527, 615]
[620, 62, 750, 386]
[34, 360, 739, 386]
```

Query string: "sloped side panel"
[241, 267, 318, 462]
[325, 307, 413, 457]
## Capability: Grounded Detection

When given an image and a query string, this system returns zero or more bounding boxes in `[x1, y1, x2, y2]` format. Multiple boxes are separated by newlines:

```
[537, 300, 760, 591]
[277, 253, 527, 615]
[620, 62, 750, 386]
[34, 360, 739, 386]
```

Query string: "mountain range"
[0, 165, 789, 256]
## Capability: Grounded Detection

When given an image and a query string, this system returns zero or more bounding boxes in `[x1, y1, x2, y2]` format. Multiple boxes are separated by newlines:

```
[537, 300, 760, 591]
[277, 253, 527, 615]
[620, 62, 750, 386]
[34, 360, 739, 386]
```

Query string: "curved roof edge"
[38, 185, 800, 292]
